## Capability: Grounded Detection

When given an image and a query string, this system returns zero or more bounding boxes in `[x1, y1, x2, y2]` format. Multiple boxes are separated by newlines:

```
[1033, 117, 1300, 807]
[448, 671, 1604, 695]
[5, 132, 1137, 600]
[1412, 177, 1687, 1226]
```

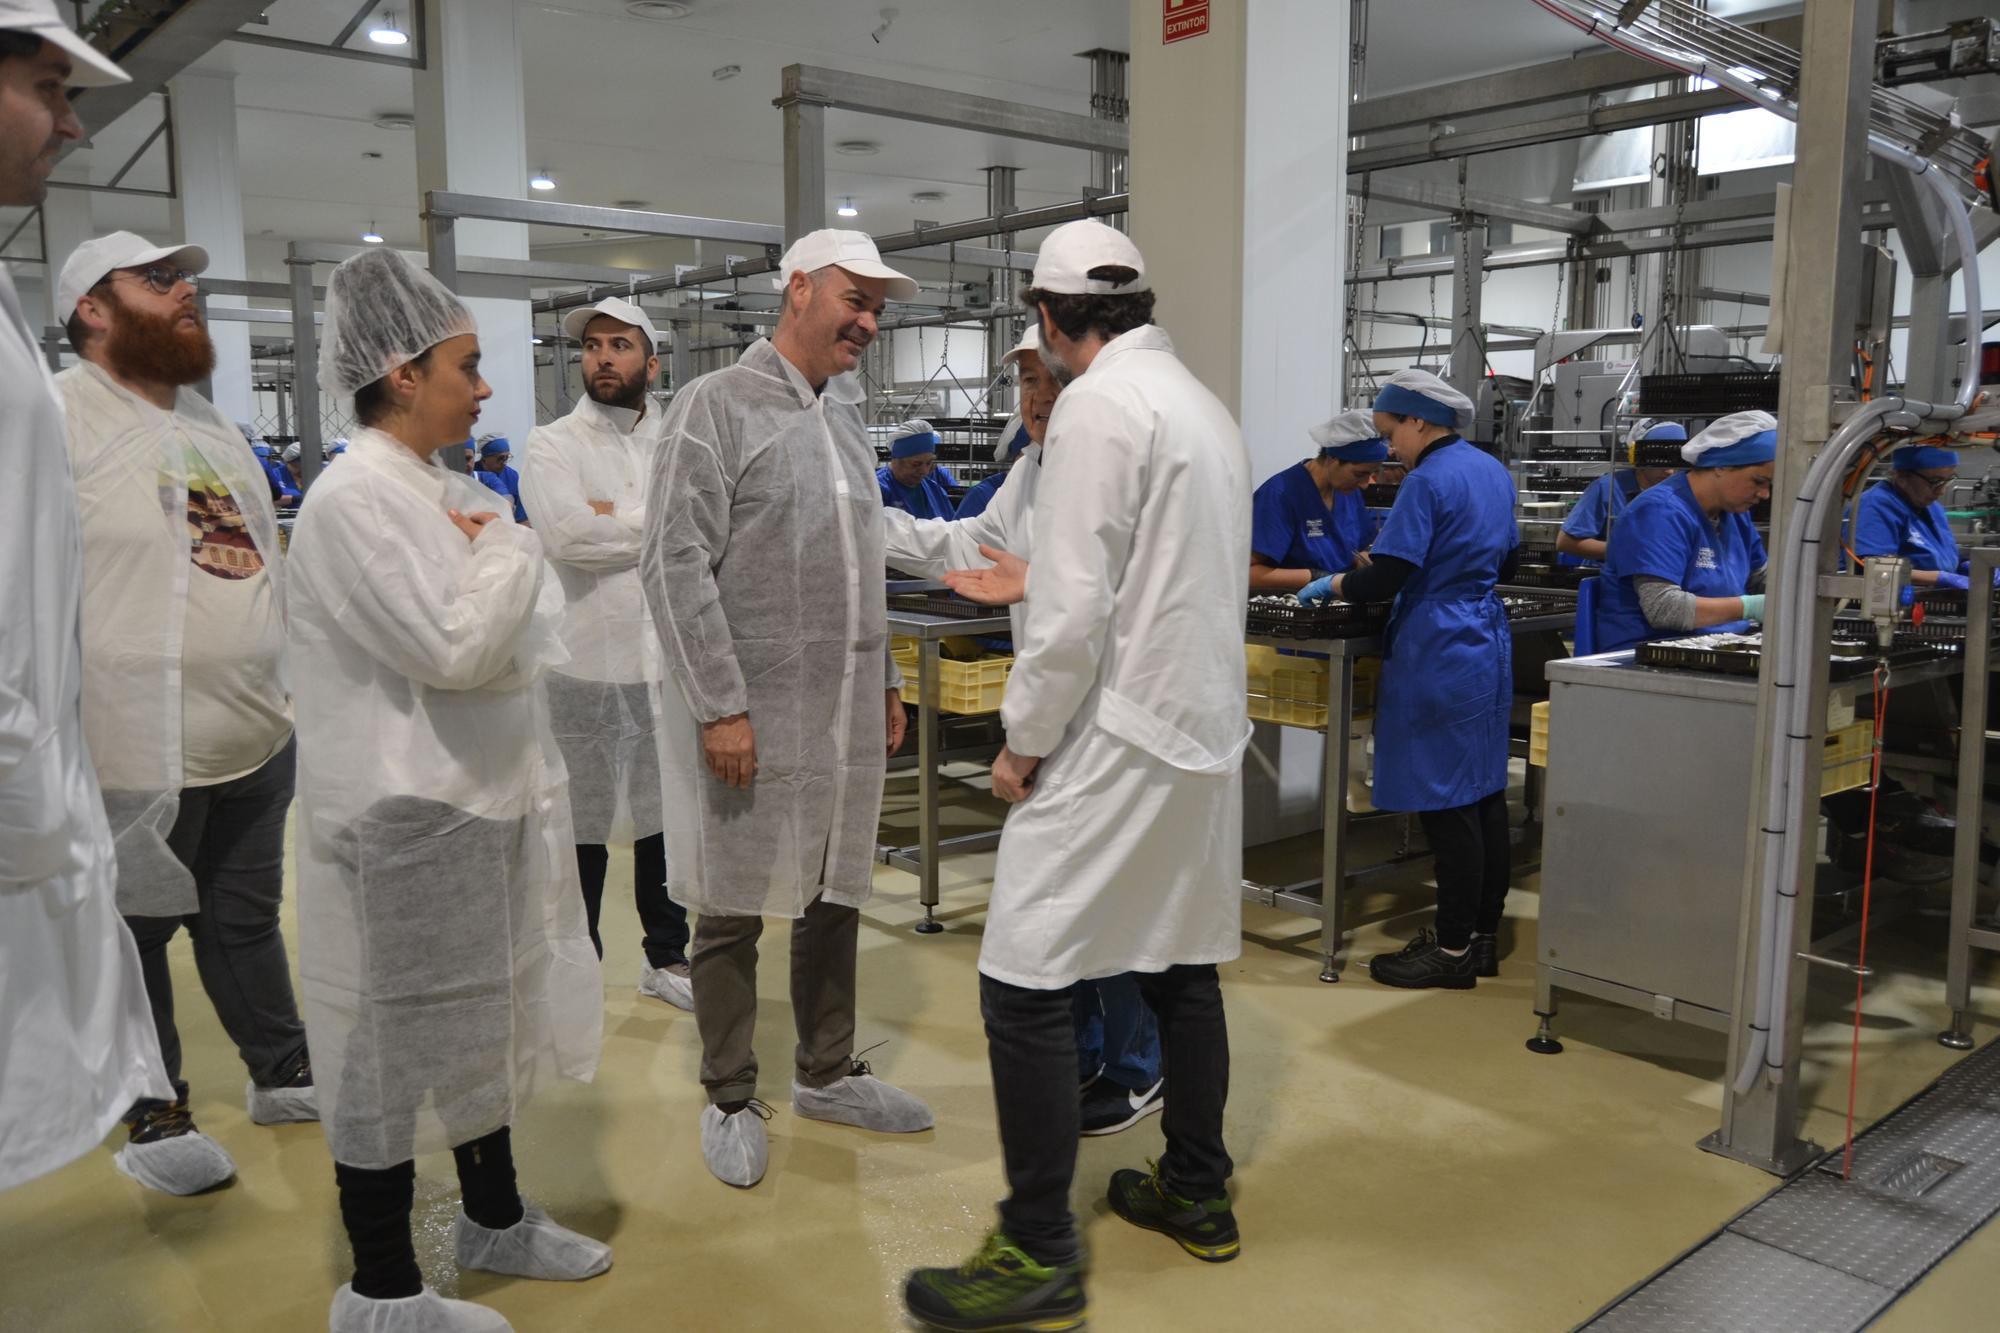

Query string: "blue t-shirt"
[876, 465, 956, 521]
[1852, 482, 1963, 575]
[1594, 471, 1766, 654]
[1249, 461, 1370, 575]
[477, 464, 528, 524]
[1557, 469, 1643, 568]
[956, 470, 1006, 520]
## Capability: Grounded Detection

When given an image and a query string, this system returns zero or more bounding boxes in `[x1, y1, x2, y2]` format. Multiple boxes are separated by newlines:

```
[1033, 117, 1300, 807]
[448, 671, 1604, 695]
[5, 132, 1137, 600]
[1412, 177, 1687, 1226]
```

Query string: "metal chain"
[1552, 241, 1568, 336]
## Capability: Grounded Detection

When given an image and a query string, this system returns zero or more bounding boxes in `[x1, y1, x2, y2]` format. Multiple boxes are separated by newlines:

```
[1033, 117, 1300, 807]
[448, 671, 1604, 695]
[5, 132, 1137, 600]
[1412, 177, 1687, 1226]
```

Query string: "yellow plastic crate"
[898, 651, 1012, 716]
[1821, 720, 1874, 796]
[1244, 648, 1375, 730]
[1529, 699, 1551, 768]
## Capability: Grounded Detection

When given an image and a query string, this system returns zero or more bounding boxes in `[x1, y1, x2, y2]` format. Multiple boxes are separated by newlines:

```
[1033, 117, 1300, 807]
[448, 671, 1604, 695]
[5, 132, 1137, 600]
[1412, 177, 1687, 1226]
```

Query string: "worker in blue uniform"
[1591, 411, 1775, 655]
[473, 435, 529, 525]
[253, 442, 300, 505]
[956, 420, 1029, 520]
[877, 418, 956, 520]
[1853, 444, 1990, 589]
[1553, 419, 1682, 567]
[1300, 369, 1520, 989]
[1249, 408, 1386, 592]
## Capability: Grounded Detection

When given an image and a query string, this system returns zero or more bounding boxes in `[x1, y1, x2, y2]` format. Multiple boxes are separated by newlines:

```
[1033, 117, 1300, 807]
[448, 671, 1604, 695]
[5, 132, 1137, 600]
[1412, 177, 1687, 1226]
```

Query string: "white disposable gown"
[60, 361, 287, 916]
[0, 268, 171, 1192]
[640, 338, 899, 918]
[286, 428, 601, 1169]
[980, 326, 1254, 990]
[519, 395, 664, 844]
[882, 445, 1041, 643]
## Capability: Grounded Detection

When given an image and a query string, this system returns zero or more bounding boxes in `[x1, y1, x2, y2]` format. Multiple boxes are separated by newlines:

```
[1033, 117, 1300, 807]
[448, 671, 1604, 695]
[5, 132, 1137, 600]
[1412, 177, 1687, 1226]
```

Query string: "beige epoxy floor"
[3, 771, 1998, 1333]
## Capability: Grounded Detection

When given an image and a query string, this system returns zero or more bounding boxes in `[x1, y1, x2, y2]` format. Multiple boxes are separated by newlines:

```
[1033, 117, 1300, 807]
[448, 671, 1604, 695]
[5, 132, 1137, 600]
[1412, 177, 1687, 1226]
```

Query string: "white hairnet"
[1682, 410, 1778, 467]
[993, 413, 1025, 462]
[1308, 409, 1381, 450]
[1373, 368, 1474, 422]
[318, 249, 477, 400]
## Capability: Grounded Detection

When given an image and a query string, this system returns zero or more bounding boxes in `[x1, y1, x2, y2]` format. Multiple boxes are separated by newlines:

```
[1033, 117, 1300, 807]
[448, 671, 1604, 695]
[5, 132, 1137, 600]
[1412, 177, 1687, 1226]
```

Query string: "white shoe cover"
[453, 1202, 611, 1281]
[793, 1070, 934, 1133]
[247, 1078, 321, 1125]
[113, 1130, 236, 1195]
[328, 1284, 514, 1333]
[700, 1104, 769, 1188]
[637, 963, 693, 1011]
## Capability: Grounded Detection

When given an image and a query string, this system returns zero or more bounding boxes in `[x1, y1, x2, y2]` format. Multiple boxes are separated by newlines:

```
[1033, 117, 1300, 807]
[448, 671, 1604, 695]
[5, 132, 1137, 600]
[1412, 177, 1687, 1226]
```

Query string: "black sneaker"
[903, 1231, 1087, 1331]
[1107, 1161, 1239, 1262]
[1368, 928, 1477, 990]
[1080, 1077, 1164, 1137]
[1470, 933, 1500, 978]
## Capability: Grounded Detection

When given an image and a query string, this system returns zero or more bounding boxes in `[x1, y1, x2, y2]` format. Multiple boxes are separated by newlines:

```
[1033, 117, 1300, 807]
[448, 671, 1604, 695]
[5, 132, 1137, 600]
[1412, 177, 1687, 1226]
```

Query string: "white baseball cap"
[0, 0, 128, 87]
[1029, 220, 1148, 296]
[560, 295, 662, 350]
[772, 229, 919, 303]
[57, 231, 209, 323]
[1000, 322, 1042, 368]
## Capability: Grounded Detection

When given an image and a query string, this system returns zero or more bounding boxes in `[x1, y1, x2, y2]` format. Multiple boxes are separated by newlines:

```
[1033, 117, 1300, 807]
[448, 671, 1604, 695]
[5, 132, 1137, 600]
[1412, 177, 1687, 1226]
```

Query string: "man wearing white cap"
[641, 229, 933, 1189]
[56, 231, 316, 1195]
[0, 0, 175, 1199]
[904, 220, 1252, 1332]
[520, 297, 691, 1010]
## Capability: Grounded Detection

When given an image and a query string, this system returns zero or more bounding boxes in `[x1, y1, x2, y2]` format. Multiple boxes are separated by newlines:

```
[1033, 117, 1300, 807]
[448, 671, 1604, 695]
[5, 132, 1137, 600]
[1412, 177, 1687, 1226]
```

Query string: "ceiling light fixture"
[614, 199, 650, 210]
[910, 189, 945, 203]
[834, 139, 880, 157]
[625, 1, 691, 17]
[368, 10, 409, 45]
[836, 197, 859, 218]
[711, 64, 740, 81]
[361, 223, 384, 244]
[373, 112, 415, 131]
[870, 6, 899, 43]
[529, 169, 556, 191]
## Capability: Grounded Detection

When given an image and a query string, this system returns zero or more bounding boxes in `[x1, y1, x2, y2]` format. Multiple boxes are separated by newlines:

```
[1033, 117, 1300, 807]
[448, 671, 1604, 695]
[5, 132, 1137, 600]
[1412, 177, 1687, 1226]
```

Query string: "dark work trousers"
[124, 739, 309, 1109]
[981, 964, 1233, 1268]
[575, 832, 690, 968]
[333, 1125, 525, 1300]
[690, 894, 860, 1105]
[1419, 788, 1512, 951]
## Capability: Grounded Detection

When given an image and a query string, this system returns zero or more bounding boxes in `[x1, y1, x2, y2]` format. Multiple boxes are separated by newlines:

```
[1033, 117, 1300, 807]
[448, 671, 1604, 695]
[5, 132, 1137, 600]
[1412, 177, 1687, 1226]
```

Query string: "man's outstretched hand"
[944, 546, 1029, 606]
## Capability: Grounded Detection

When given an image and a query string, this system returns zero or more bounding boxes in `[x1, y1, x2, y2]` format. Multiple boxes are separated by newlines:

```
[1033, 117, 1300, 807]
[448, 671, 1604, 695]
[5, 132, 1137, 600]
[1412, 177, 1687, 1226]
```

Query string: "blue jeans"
[1073, 974, 1162, 1090]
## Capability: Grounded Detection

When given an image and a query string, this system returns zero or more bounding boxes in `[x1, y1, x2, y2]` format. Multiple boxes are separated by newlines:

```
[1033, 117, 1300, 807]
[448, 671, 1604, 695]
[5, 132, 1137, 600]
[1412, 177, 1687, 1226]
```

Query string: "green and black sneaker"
[1106, 1161, 1240, 1263]
[904, 1231, 1088, 1332]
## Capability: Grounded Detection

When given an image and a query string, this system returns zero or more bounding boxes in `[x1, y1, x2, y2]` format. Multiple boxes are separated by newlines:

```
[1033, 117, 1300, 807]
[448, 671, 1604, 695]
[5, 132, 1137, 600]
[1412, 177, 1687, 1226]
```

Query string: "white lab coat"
[882, 445, 1041, 643]
[519, 396, 663, 843]
[979, 326, 1253, 990]
[286, 428, 600, 1168]
[0, 269, 171, 1193]
[60, 361, 288, 916]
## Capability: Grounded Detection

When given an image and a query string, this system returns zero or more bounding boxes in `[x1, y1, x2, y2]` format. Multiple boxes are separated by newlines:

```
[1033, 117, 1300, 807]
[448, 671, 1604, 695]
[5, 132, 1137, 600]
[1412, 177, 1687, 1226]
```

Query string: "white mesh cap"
[1029, 220, 1148, 295]
[318, 248, 477, 400]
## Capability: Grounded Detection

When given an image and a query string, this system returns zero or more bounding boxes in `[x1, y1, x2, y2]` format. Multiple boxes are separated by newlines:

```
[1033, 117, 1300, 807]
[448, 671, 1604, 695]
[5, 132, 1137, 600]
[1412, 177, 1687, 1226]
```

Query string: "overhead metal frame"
[225, 0, 427, 70]
[73, 0, 285, 136]
[777, 64, 1129, 156]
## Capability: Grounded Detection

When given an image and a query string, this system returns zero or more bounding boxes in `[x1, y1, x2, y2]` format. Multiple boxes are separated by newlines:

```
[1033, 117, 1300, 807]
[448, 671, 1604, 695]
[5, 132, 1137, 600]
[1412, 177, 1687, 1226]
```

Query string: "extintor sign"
[1164, 0, 1210, 45]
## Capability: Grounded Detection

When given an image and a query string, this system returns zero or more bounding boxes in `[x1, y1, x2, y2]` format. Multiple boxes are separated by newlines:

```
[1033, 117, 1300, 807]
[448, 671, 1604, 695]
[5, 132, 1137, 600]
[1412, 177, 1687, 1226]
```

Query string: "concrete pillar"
[1131, 0, 1349, 844]
[169, 69, 253, 422]
[37, 187, 94, 331]
[414, 0, 535, 447]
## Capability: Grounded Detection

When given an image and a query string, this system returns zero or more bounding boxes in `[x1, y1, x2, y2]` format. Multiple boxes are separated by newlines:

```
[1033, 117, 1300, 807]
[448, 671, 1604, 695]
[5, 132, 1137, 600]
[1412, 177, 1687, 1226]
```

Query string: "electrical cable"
[1840, 662, 1892, 1181]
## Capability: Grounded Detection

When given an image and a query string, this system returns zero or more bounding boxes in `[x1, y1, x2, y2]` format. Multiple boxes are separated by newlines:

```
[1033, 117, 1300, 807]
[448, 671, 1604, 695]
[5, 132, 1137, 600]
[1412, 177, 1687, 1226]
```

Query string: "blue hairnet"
[1891, 445, 1958, 472]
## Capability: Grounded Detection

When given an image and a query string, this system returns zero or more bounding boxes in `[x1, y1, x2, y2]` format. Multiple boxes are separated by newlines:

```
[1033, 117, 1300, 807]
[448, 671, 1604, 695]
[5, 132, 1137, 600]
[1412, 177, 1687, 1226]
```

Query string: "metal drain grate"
[1581, 1037, 2000, 1331]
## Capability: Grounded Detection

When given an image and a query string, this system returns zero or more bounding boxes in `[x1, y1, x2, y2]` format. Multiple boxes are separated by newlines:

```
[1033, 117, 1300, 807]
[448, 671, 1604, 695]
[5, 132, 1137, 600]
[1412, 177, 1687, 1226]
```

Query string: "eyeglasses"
[1912, 472, 1956, 491]
[102, 265, 199, 296]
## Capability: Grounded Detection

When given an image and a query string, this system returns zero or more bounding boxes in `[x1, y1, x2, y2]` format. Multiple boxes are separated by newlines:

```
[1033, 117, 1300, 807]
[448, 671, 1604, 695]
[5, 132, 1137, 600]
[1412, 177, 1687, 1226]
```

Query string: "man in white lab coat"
[904, 221, 1253, 1333]
[519, 296, 692, 1011]
[0, 3, 172, 1196]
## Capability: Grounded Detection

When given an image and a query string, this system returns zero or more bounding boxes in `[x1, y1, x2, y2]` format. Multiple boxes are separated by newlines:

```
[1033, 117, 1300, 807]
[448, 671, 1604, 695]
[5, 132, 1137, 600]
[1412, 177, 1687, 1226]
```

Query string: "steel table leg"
[1319, 653, 1356, 982]
[1940, 551, 1995, 1046]
[915, 640, 944, 934]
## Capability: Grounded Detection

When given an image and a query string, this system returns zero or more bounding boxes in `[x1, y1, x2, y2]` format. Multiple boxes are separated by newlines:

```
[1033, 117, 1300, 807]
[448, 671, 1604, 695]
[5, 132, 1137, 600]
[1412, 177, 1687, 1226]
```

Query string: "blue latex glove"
[1299, 575, 1337, 606]
[1934, 571, 1971, 592]
[1740, 593, 1766, 621]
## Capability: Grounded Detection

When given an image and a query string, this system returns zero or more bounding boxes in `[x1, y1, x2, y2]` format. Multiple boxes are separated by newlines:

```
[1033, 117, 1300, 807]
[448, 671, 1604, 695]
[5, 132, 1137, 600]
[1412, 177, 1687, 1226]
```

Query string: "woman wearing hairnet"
[287, 248, 607, 1333]
[1302, 369, 1521, 990]
[1249, 408, 1387, 592]
[878, 418, 958, 520]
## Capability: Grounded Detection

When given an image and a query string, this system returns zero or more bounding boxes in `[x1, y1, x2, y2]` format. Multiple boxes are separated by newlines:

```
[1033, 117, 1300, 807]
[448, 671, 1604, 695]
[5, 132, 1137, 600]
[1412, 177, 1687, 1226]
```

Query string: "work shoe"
[1106, 1161, 1240, 1263]
[1080, 1077, 1165, 1137]
[1367, 928, 1478, 990]
[701, 1100, 772, 1188]
[114, 1099, 236, 1195]
[793, 1060, 934, 1133]
[1469, 933, 1500, 979]
[455, 1201, 611, 1281]
[328, 1284, 514, 1332]
[638, 962, 693, 1011]
[247, 1057, 319, 1125]
[903, 1231, 1087, 1332]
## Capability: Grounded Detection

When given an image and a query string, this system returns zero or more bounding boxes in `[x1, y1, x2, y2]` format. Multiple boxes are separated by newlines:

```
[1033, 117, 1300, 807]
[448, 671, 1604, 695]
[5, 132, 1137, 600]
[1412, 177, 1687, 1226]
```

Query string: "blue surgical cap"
[1891, 445, 1958, 472]
[479, 437, 512, 459]
[1322, 438, 1390, 463]
[1372, 369, 1473, 428]
[1682, 411, 1777, 468]
[891, 428, 941, 459]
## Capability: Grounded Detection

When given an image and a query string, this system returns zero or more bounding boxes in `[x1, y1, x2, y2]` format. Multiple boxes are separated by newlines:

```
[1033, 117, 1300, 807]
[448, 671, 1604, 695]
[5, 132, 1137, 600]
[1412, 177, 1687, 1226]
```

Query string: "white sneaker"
[328, 1284, 514, 1332]
[246, 1078, 319, 1125]
[700, 1102, 770, 1188]
[792, 1061, 933, 1133]
[637, 962, 693, 1011]
[113, 1104, 236, 1195]
[454, 1201, 611, 1281]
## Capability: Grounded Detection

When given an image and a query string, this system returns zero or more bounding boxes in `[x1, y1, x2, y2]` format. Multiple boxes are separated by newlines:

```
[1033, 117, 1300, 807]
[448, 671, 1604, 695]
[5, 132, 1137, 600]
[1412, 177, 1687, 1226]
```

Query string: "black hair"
[1022, 265, 1155, 345]
[353, 347, 435, 426]
[0, 32, 45, 62]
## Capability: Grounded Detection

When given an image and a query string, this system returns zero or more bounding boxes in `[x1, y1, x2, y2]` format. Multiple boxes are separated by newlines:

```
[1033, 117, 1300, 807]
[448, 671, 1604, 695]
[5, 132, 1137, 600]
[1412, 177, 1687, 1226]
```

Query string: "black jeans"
[1419, 789, 1512, 950]
[981, 965, 1233, 1267]
[576, 832, 689, 968]
[124, 740, 308, 1102]
[333, 1125, 524, 1300]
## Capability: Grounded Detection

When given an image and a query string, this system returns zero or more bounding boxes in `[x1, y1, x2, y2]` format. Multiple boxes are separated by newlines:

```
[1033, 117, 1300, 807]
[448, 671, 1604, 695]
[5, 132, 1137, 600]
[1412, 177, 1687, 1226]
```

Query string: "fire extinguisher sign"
[1164, 0, 1210, 45]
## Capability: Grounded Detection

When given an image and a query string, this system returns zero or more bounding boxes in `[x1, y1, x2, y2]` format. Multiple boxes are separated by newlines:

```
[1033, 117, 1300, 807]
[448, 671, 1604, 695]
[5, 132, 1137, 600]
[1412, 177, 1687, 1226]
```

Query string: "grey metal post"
[1707, 0, 1877, 1176]
[1080, 48, 1130, 227]
[274, 376, 289, 436]
[1447, 219, 1487, 405]
[781, 99, 827, 243]
[1939, 547, 1997, 1048]
[984, 165, 1019, 416]
[669, 333, 692, 397]
[289, 256, 323, 492]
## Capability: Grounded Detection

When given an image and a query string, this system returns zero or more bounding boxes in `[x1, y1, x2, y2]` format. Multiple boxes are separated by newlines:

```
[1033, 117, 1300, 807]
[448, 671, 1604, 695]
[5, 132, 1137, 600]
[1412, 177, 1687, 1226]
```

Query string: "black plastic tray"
[1638, 371, 1781, 416]
[1506, 564, 1595, 591]
[887, 590, 1000, 621]
[1640, 634, 1939, 679]
[1246, 599, 1392, 640]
